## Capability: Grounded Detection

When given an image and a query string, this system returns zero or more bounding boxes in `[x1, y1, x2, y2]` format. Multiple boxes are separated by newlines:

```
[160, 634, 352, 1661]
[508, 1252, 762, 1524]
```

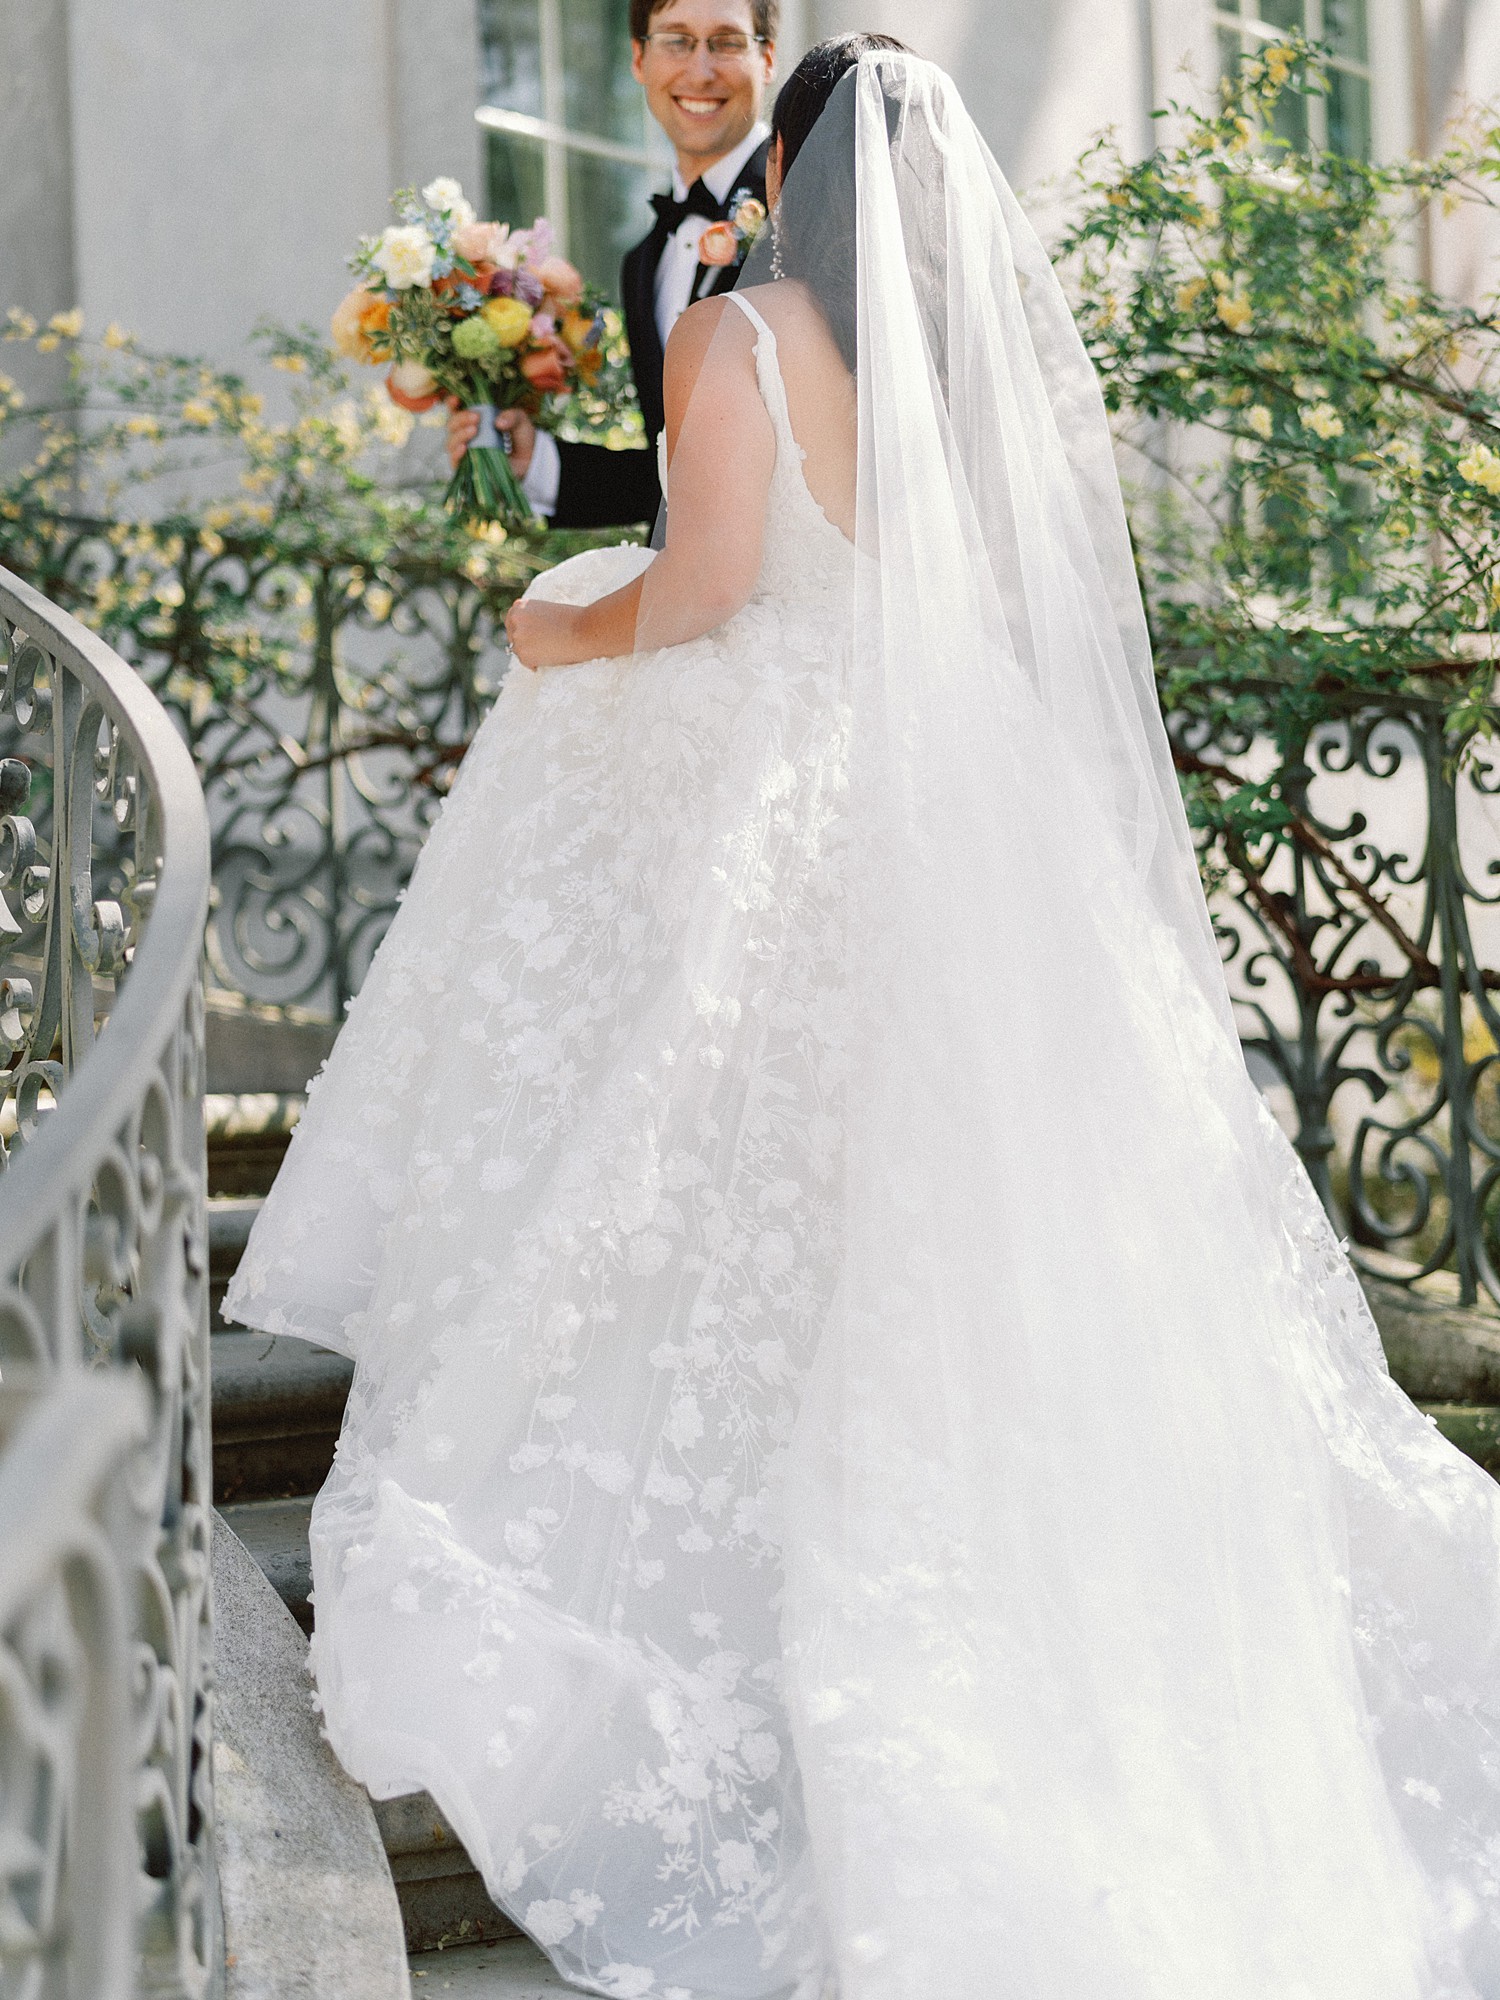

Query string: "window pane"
[1327, 67, 1372, 157]
[1217, 24, 1245, 79]
[1271, 80, 1311, 149]
[479, 0, 543, 119]
[1324, 0, 1369, 62]
[561, 0, 644, 147]
[1260, 0, 1307, 32]
[486, 129, 547, 234]
[566, 150, 659, 301]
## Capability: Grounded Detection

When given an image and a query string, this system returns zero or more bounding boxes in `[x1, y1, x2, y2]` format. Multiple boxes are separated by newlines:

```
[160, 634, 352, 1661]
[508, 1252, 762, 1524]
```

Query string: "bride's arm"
[505, 298, 775, 669]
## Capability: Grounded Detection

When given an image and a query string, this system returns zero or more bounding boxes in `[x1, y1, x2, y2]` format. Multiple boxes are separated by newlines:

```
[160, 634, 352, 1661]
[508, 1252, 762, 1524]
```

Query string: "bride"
[226, 38, 1500, 2000]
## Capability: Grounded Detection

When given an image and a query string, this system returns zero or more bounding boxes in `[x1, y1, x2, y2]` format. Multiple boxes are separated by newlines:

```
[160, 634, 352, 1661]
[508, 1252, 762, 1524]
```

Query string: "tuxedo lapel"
[620, 136, 771, 442]
[621, 222, 670, 442]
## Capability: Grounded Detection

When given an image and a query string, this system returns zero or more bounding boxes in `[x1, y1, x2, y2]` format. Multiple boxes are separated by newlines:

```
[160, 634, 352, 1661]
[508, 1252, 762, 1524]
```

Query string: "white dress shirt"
[522, 121, 770, 519]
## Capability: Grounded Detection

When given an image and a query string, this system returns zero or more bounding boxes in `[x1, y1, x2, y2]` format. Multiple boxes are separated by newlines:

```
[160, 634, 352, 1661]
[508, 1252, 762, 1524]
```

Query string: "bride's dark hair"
[767, 33, 911, 372]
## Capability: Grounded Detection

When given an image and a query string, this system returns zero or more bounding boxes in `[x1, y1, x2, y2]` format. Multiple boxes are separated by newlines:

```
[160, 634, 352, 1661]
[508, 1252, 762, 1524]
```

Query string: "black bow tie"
[651, 181, 727, 233]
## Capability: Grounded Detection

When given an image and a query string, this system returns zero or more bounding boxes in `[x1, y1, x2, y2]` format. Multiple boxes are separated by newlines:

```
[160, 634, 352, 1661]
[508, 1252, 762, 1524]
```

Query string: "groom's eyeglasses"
[640, 31, 768, 61]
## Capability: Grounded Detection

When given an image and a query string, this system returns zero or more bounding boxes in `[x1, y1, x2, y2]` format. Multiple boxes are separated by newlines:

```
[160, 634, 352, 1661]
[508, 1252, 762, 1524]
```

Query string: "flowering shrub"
[0, 311, 641, 710]
[1058, 39, 1500, 855]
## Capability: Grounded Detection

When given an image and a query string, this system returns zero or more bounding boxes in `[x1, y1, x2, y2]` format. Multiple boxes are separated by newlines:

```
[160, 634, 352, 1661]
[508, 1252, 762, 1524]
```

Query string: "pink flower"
[536, 257, 584, 304]
[697, 222, 740, 268]
[453, 221, 509, 266]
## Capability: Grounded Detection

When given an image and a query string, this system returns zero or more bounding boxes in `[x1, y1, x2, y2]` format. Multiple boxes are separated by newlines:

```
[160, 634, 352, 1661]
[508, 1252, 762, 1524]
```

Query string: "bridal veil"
[747, 50, 1500, 2000]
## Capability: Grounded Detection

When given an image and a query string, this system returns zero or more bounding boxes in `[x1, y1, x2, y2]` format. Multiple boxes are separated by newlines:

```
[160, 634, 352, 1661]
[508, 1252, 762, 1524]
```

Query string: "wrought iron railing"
[8, 525, 1500, 1316]
[0, 566, 215, 1997]
[1173, 691, 1500, 1309]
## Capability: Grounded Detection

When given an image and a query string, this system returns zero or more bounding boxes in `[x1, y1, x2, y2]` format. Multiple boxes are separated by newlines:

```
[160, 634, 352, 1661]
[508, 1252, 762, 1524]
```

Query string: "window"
[1213, 0, 1373, 158]
[477, 0, 670, 302]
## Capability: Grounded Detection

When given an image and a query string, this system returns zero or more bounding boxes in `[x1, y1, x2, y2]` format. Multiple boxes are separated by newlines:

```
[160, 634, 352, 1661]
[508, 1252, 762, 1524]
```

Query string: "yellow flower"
[35, 333, 59, 354]
[330, 399, 362, 453]
[1457, 443, 1500, 496]
[181, 398, 217, 427]
[4, 310, 37, 340]
[271, 353, 307, 373]
[1300, 402, 1345, 440]
[1263, 44, 1294, 87]
[153, 576, 185, 608]
[1216, 292, 1253, 334]
[199, 528, 225, 557]
[203, 504, 236, 532]
[365, 585, 394, 622]
[47, 308, 84, 338]
[1246, 404, 1273, 439]
[369, 394, 414, 448]
[124, 414, 161, 440]
[103, 322, 131, 349]
[1174, 277, 1207, 313]
[480, 295, 533, 347]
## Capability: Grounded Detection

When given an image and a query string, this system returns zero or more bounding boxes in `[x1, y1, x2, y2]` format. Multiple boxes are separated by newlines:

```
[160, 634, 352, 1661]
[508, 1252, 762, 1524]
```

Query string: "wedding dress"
[226, 52, 1500, 2000]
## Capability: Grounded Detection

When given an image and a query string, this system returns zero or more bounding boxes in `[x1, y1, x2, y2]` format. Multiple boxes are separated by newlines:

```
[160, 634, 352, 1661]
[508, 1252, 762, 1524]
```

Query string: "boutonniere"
[697, 187, 770, 269]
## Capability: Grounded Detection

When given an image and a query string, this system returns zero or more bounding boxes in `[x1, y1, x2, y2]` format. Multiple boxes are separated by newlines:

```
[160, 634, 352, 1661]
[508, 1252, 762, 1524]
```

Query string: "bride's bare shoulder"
[662, 294, 759, 425]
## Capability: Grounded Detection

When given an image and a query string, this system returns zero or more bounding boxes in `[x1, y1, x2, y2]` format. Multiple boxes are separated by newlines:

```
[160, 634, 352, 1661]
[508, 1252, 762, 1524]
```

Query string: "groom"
[447, 0, 777, 530]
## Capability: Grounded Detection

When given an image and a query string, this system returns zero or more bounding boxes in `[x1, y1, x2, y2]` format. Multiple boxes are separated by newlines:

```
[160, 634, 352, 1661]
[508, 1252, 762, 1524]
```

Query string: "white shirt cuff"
[522, 428, 562, 519]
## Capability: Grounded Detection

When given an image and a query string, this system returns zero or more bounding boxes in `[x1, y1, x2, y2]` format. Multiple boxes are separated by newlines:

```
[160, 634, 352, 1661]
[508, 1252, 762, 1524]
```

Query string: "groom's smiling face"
[632, 0, 774, 177]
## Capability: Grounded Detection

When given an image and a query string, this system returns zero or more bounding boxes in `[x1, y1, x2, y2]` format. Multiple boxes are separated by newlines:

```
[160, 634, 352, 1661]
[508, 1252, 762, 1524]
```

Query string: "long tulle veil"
[756, 51, 1500, 1999]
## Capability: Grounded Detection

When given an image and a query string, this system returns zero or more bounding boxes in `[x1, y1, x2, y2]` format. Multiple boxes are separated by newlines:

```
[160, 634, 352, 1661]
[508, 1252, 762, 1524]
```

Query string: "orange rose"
[519, 345, 569, 395]
[331, 286, 393, 362]
[697, 222, 740, 268]
[386, 360, 441, 411]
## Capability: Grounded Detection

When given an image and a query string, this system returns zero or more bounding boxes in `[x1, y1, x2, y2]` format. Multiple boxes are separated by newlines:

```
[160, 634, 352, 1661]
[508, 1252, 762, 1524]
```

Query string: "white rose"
[422, 176, 475, 227]
[374, 223, 435, 290]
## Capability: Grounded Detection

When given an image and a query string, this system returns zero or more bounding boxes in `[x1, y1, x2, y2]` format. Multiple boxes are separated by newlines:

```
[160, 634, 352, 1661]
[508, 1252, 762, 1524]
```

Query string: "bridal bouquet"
[333, 178, 611, 526]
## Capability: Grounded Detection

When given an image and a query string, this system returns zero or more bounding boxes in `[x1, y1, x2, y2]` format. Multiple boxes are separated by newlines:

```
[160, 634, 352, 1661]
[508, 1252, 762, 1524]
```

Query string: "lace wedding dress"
[228, 53, 1500, 2000]
[227, 291, 855, 1998]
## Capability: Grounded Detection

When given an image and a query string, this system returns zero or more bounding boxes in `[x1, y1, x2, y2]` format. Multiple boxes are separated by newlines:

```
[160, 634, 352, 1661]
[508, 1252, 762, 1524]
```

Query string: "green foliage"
[1057, 37, 1500, 858]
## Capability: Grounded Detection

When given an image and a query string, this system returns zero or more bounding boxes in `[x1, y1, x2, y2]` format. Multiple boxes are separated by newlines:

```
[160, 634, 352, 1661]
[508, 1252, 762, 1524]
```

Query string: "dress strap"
[724, 291, 774, 342]
[723, 291, 798, 454]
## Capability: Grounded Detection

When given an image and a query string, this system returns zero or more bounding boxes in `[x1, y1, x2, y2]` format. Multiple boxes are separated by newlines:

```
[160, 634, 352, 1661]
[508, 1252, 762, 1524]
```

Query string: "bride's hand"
[505, 596, 586, 671]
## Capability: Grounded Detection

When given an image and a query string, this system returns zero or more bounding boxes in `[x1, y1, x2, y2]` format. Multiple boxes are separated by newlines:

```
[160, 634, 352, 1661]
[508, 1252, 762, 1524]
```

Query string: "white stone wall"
[1, 0, 481, 384]
[806, 0, 1217, 196]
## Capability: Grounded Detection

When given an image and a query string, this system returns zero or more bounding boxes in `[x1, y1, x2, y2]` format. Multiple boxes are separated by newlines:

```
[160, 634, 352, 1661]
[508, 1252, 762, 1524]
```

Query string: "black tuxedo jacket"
[551, 138, 771, 533]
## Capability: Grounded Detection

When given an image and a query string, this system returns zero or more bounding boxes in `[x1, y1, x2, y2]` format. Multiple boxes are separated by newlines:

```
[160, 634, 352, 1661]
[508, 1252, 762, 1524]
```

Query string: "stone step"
[409, 1936, 565, 1995]
[209, 1194, 263, 1331]
[1420, 1402, 1500, 1476]
[375, 1795, 521, 1954]
[207, 1091, 304, 1198]
[218, 1495, 315, 1633]
[211, 1330, 351, 1503]
[218, 1490, 516, 1955]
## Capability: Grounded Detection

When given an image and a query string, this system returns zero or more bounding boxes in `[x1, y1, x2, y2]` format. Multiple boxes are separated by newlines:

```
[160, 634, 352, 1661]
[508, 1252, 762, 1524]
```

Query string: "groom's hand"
[444, 399, 537, 479]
